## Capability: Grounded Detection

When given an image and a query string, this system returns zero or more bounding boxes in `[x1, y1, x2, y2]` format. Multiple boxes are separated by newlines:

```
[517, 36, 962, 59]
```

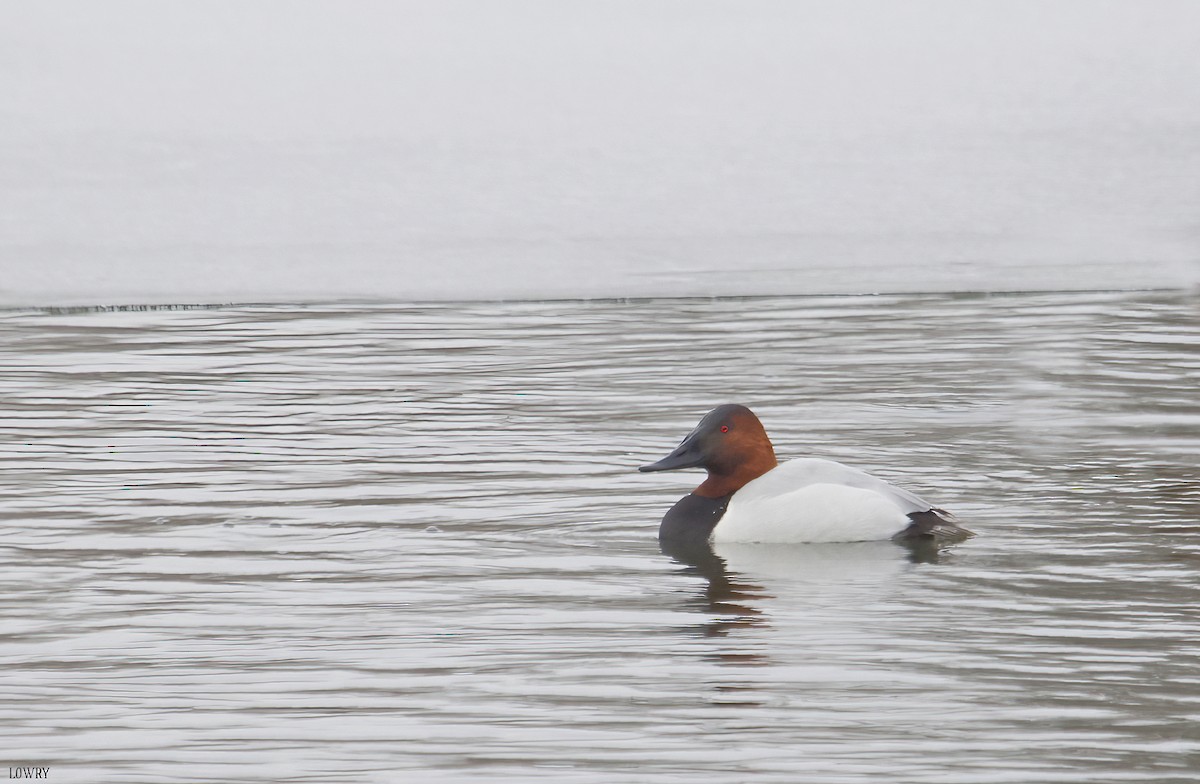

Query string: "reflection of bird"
[659, 535, 770, 643]
[641, 404, 973, 545]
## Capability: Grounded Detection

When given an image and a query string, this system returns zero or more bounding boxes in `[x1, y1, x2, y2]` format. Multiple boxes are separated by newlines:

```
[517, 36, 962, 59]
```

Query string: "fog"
[3, 1, 1199, 305]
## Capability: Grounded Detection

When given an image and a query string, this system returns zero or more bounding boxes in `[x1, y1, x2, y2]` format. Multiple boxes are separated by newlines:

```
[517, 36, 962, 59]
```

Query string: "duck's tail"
[894, 508, 974, 542]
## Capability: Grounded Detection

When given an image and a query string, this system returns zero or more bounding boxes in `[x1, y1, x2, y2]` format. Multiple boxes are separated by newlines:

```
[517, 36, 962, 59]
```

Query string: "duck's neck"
[694, 447, 778, 498]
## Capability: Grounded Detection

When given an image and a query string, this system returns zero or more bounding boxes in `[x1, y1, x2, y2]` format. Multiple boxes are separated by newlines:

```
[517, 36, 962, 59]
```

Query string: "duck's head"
[639, 404, 779, 497]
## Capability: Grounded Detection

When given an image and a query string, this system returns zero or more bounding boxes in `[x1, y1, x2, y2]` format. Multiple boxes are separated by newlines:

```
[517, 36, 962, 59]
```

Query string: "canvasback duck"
[640, 404, 972, 545]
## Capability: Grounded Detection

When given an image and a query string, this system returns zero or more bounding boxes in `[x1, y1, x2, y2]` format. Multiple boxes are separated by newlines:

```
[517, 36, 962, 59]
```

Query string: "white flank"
[709, 458, 925, 544]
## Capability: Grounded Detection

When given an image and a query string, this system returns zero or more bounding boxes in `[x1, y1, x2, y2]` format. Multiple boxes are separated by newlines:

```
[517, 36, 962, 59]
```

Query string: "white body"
[710, 458, 932, 544]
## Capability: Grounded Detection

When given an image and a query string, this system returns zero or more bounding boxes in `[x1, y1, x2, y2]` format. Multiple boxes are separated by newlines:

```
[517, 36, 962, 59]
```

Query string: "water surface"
[3, 290, 1199, 782]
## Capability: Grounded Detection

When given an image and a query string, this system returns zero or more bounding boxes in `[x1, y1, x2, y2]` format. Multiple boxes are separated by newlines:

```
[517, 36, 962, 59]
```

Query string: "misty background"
[3, 0, 1199, 306]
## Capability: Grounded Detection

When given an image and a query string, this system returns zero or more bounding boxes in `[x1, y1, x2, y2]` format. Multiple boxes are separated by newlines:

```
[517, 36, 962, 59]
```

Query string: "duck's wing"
[762, 458, 935, 515]
[730, 458, 973, 543]
[774, 459, 973, 540]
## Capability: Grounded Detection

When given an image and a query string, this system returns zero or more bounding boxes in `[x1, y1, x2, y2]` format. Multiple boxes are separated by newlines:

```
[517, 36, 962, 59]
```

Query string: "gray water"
[3, 289, 1199, 782]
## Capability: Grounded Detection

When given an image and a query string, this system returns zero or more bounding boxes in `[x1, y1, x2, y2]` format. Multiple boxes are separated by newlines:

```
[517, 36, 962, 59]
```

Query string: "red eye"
[720, 425, 729, 433]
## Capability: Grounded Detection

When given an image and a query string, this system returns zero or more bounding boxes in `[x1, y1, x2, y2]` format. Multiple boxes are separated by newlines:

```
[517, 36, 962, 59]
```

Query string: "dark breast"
[658, 493, 732, 546]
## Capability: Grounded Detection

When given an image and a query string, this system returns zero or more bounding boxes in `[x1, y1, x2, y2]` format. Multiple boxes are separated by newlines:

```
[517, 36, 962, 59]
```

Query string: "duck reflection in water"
[660, 535, 771, 641]
[661, 533, 955, 669]
[662, 535, 947, 631]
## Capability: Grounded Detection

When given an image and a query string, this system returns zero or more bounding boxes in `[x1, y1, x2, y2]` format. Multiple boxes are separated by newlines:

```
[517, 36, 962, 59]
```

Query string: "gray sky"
[8, 1, 1200, 138]
[3, 1, 1199, 304]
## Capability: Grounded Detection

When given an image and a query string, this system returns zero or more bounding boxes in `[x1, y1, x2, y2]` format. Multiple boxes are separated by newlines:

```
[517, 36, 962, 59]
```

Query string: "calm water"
[3, 289, 1200, 782]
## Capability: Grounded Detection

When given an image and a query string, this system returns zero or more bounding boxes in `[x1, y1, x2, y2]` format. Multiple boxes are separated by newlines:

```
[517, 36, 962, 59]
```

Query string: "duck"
[639, 404, 972, 546]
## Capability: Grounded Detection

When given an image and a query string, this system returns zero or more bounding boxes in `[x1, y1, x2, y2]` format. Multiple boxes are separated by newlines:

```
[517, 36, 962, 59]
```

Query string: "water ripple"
[2, 291, 1198, 782]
